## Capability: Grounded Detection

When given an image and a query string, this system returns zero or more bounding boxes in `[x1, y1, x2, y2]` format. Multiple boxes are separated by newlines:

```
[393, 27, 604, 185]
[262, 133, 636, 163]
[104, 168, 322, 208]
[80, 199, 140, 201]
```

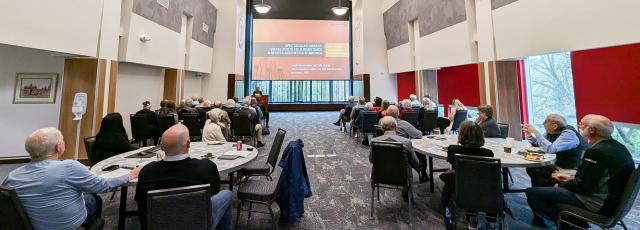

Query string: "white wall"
[122, 14, 185, 69]
[362, 0, 397, 102]
[352, 0, 365, 75]
[98, 0, 122, 60]
[115, 63, 165, 137]
[206, 0, 241, 101]
[475, 0, 496, 62]
[0, 0, 102, 57]
[234, 0, 247, 75]
[416, 22, 477, 69]
[0, 44, 65, 157]
[493, 0, 640, 60]
[184, 72, 204, 99]
[187, 41, 214, 73]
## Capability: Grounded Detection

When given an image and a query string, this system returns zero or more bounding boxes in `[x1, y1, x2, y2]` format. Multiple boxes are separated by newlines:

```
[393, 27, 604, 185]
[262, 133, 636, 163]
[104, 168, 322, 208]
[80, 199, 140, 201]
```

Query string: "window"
[524, 52, 578, 131]
[248, 80, 352, 103]
[612, 122, 640, 161]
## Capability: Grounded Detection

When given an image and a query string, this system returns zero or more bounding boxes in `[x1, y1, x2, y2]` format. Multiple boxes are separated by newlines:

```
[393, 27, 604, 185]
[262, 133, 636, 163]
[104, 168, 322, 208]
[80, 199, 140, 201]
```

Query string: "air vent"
[202, 23, 209, 33]
[157, 0, 169, 9]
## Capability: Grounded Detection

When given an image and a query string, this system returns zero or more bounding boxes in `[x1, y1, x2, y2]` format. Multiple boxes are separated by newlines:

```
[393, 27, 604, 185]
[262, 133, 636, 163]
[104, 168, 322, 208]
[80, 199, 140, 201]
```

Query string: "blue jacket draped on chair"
[276, 139, 312, 223]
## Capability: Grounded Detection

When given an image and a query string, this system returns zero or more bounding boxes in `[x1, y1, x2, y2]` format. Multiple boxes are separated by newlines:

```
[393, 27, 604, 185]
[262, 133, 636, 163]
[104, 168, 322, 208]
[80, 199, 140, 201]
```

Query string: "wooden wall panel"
[59, 59, 98, 159]
[107, 61, 118, 113]
[361, 74, 370, 101]
[495, 61, 522, 140]
[164, 69, 178, 102]
[421, 70, 438, 104]
[94, 59, 107, 131]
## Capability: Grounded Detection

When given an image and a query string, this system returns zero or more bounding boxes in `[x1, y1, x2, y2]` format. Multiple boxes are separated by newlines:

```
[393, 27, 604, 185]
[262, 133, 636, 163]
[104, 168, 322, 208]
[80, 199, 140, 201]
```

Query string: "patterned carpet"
[100, 112, 640, 229]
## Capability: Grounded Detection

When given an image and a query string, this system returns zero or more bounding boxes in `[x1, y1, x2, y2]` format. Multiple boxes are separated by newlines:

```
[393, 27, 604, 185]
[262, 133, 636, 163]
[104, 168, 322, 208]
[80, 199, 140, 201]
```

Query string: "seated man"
[208, 100, 232, 138]
[135, 124, 233, 229]
[370, 116, 421, 202]
[387, 105, 428, 182]
[333, 96, 356, 126]
[475, 104, 501, 138]
[525, 114, 635, 228]
[235, 97, 265, 147]
[523, 114, 588, 186]
[2, 127, 141, 229]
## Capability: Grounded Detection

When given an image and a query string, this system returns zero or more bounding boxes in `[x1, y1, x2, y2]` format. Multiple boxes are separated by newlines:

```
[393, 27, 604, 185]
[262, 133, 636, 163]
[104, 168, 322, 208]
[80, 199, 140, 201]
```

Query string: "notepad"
[100, 168, 130, 179]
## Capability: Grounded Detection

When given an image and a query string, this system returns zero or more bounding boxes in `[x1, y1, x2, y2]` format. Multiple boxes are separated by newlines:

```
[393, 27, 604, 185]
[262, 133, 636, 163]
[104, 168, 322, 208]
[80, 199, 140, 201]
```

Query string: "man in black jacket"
[475, 104, 501, 138]
[135, 101, 160, 143]
[135, 124, 233, 230]
[525, 114, 635, 228]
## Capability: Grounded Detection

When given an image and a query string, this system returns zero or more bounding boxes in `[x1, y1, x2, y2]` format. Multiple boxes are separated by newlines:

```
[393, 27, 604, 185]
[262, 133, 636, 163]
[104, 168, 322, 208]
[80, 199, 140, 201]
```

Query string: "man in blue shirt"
[522, 114, 588, 186]
[2, 127, 141, 230]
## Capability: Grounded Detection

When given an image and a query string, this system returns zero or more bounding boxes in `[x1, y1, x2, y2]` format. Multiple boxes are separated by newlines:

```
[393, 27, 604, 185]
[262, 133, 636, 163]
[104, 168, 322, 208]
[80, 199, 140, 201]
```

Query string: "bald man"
[525, 114, 636, 228]
[135, 124, 233, 229]
[2, 127, 142, 229]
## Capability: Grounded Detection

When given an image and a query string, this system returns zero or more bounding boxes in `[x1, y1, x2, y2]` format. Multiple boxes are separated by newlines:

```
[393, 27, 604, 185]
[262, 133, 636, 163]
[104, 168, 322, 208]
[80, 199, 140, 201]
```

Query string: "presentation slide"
[252, 19, 350, 81]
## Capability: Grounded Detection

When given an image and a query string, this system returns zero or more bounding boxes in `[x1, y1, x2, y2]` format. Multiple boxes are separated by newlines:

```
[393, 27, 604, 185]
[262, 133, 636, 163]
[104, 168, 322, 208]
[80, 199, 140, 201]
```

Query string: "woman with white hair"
[399, 99, 414, 120]
[202, 111, 227, 142]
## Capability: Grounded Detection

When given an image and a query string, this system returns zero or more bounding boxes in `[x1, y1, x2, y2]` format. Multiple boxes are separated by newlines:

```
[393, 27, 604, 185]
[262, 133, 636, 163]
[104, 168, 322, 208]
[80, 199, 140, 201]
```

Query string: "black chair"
[403, 111, 419, 127]
[498, 123, 509, 139]
[351, 108, 361, 137]
[369, 141, 414, 223]
[130, 114, 153, 146]
[454, 154, 506, 229]
[557, 166, 640, 230]
[451, 110, 468, 133]
[146, 184, 212, 230]
[198, 110, 208, 131]
[235, 170, 286, 230]
[158, 116, 176, 138]
[181, 114, 202, 141]
[83, 136, 97, 166]
[240, 128, 287, 180]
[357, 111, 378, 143]
[341, 106, 353, 132]
[232, 113, 257, 146]
[420, 111, 438, 134]
[373, 125, 384, 137]
[0, 186, 33, 230]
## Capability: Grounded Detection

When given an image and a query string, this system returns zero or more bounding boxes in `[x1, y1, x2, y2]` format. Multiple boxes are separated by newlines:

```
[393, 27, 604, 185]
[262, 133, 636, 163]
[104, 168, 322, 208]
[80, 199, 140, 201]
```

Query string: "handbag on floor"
[262, 126, 270, 135]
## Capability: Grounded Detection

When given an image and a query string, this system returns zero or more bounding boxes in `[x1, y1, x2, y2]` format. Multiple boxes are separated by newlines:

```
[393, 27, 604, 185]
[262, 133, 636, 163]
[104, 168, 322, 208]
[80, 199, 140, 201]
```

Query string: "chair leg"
[248, 202, 253, 220]
[620, 220, 628, 230]
[408, 188, 413, 224]
[235, 201, 243, 229]
[370, 184, 375, 217]
[377, 185, 380, 201]
[268, 205, 279, 230]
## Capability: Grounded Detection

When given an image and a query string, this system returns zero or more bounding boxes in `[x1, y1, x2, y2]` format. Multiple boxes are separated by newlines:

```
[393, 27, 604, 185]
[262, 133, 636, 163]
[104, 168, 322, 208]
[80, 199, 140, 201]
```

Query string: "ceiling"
[250, 0, 351, 21]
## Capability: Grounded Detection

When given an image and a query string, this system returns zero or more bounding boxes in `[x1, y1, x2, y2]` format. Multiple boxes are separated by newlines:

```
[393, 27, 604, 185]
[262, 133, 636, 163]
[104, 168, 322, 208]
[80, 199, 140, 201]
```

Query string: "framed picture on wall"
[13, 73, 59, 104]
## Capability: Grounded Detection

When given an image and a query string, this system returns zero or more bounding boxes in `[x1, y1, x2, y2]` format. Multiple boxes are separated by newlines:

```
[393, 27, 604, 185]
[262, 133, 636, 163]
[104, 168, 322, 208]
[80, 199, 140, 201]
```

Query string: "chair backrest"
[83, 136, 97, 166]
[146, 184, 212, 230]
[130, 114, 152, 140]
[181, 114, 201, 138]
[198, 110, 207, 130]
[370, 141, 409, 187]
[403, 111, 418, 127]
[454, 154, 503, 214]
[231, 113, 255, 137]
[451, 110, 468, 131]
[421, 111, 438, 132]
[266, 128, 287, 169]
[498, 123, 509, 139]
[352, 108, 361, 121]
[0, 186, 33, 230]
[343, 106, 353, 121]
[158, 116, 176, 137]
[612, 165, 640, 222]
[373, 125, 384, 137]
[362, 112, 378, 132]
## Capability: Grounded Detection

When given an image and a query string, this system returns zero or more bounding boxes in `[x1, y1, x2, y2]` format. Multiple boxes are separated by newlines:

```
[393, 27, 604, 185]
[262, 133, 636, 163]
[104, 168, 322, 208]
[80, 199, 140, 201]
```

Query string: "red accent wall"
[571, 43, 640, 124]
[517, 60, 528, 124]
[397, 71, 416, 102]
[437, 64, 481, 117]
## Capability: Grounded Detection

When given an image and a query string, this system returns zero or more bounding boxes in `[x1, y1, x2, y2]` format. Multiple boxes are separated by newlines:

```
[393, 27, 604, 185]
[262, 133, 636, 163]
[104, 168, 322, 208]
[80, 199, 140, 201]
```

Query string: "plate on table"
[525, 147, 544, 153]
[206, 141, 225, 145]
[523, 154, 544, 162]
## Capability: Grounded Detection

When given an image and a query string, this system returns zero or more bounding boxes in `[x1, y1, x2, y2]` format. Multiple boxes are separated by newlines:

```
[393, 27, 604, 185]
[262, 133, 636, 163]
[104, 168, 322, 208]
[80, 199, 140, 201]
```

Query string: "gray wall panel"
[491, 0, 519, 10]
[133, 0, 216, 47]
[383, 0, 467, 50]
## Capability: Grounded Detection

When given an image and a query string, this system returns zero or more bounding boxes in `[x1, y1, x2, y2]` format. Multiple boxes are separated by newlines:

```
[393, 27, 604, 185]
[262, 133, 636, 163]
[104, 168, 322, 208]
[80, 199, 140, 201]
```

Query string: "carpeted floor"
[99, 112, 640, 229]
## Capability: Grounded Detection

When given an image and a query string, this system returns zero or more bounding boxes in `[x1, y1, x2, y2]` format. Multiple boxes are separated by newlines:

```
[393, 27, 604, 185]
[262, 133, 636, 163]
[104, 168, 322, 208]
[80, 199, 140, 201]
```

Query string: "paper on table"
[222, 151, 251, 157]
[100, 168, 130, 179]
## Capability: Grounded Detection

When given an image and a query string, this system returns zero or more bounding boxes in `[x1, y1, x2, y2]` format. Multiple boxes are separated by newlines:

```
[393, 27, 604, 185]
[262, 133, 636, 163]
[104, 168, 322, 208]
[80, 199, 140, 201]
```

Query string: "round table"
[91, 142, 258, 230]
[411, 135, 556, 193]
